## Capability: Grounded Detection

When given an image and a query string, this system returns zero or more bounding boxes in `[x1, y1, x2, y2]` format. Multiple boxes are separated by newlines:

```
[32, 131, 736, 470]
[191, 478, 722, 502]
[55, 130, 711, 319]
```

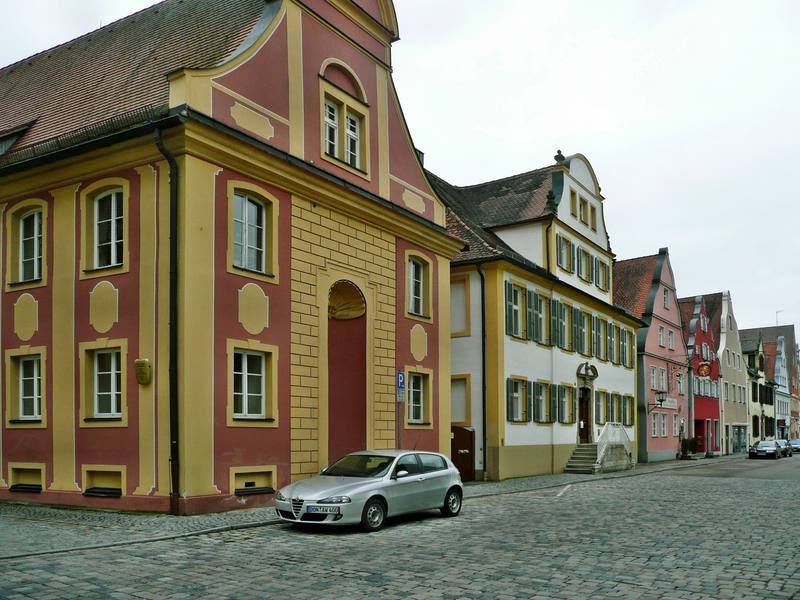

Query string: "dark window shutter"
[549, 384, 557, 423]
[594, 390, 601, 424]
[533, 383, 541, 422]
[606, 393, 612, 423]
[556, 235, 562, 266]
[591, 316, 597, 356]
[525, 380, 533, 422]
[550, 298, 558, 347]
[572, 306, 580, 352]
[588, 255, 594, 283]
[504, 281, 513, 335]
[570, 242, 576, 273]
[533, 293, 541, 342]
[577, 248, 583, 276]
[506, 378, 513, 421]
[526, 290, 534, 341]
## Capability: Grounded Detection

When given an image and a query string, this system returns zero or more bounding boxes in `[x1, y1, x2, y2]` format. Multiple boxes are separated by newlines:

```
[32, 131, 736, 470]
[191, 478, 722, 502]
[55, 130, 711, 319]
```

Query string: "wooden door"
[578, 388, 590, 443]
[450, 426, 475, 481]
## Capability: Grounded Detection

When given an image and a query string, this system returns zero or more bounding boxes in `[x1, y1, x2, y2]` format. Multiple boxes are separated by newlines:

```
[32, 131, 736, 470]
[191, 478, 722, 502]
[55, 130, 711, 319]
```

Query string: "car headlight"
[275, 490, 288, 502]
[318, 495, 351, 504]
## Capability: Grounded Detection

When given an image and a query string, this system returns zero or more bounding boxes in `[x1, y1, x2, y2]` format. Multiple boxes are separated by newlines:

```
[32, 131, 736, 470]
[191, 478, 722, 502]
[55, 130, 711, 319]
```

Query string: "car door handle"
[417, 477, 426, 482]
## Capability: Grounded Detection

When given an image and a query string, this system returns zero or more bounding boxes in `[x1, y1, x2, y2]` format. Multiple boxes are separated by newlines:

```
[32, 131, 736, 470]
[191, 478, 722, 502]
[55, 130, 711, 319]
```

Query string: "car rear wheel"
[440, 487, 462, 517]
[361, 498, 386, 532]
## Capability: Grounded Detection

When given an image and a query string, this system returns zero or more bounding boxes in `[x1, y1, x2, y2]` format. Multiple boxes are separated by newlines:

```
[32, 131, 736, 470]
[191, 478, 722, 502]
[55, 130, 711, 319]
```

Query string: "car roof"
[347, 449, 446, 458]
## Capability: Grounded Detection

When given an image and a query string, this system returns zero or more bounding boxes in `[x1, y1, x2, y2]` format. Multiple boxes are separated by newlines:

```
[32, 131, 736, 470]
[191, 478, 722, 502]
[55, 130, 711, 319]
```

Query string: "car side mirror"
[320, 468, 327, 475]
[393, 469, 409, 480]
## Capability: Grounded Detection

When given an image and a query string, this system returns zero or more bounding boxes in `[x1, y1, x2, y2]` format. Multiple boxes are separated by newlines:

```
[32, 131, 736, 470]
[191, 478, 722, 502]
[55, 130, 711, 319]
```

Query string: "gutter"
[477, 265, 488, 479]
[154, 129, 181, 516]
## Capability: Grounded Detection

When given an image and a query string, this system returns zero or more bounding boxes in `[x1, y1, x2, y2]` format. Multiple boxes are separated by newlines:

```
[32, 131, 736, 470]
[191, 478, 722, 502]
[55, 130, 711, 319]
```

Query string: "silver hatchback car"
[274, 450, 463, 531]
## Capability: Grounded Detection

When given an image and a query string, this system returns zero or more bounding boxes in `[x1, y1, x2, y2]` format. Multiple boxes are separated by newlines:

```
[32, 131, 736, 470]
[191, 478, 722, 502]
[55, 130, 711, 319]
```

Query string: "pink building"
[615, 248, 689, 461]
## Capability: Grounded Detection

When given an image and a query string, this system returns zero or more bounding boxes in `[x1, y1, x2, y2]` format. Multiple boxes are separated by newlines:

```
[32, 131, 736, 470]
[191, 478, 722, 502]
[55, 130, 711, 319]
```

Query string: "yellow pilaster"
[0, 205, 4, 487]
[178, 155, 221, 497]
[155, 161, 171, 496]
[50, 184, 81, 492]
[483, 264, 504, 479]
[133, 165, 157, 495]
[376, 65, 390, 199]
[287, 1, 304, 157]
[437, 256, 451, 455]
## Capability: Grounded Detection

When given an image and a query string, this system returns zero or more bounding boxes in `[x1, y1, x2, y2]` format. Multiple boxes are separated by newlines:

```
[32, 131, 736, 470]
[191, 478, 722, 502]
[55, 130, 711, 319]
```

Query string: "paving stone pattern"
[2, 455, 798, 599]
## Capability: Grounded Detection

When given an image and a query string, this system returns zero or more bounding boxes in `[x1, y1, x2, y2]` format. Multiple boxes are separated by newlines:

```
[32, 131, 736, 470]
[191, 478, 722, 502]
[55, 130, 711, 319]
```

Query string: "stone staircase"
[564, 443, 598, 474]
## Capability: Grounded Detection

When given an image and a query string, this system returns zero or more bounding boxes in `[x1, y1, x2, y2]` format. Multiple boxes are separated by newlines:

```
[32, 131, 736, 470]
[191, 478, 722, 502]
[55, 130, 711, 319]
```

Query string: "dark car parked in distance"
[749, 441, 781, 459]
[788, 439, 800, 453]
[776, 439, 793, 457]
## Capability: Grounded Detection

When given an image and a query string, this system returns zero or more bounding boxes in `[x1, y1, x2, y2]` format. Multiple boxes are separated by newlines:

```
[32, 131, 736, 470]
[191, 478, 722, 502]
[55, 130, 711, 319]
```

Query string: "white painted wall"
[493, 222, 544, 266]
[450, 270, 484, 471]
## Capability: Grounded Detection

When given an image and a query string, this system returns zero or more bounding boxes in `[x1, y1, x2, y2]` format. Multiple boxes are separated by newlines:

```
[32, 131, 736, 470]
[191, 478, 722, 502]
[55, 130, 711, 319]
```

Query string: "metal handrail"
[595, 422, 632, 468]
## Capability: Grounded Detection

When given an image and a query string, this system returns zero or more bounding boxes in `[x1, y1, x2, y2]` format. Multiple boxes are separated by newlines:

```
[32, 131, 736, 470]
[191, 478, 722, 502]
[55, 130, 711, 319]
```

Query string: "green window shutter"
[570, 242, 576, 273]
[557, 387, 564, 423]
[556, 235, 563, 267]
[550, 298, 559, 347]
[525, 381, 533, 422]
[506, 377, 514, 422]
[594, 390, 601, 425]
[628, 331, 634, 367]
[591, 316, 597, 356]
[504, 281, 513, 336]
[533, 293, 541, 342]
[526, 290, 534, 341]
[549, 384, 557, 423]
[605, 393, 612, 423]
[588, 255, 594, 283]
[577, 248, 583, 276]
[533, 383, 541, 422]
[572, 307, 580, 353]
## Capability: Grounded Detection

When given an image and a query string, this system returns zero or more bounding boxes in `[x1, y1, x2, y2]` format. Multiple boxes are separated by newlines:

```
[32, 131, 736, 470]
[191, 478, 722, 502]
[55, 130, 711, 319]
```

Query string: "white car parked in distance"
[274, 450, 463, 531]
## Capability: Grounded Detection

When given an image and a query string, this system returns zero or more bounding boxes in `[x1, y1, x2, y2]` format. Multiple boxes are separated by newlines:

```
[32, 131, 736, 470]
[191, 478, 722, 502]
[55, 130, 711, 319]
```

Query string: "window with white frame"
[233, 192, 266, 273]
[408, 257, 429, 318]
[658, 326, 665, 347]
[532, 292, 545, 343]
[659, 368, 667, 392]
[663, 289, 669, 308]
[94, 189, 124, 268]
[19, 355, 41, 419]
[677, 372, 684, 395]
[673, 414, 679, 436]
[506, 378, 531, 423]
[661, 413, 667, 437]
[508, 284, 522, 337]
[608, 325, 616, 363]
[650, 366, 657, 390]
[668, 330, 675, 350]
[723, 382, 728, 401]
[233, 350, 265, 418]
[345, 113, 361, 169]
[94, 349, 122, 417]
[534, 382, 549, 423]
[702, 343, 709, 360]
[651, 413, 658, 437]
[324, 101, 339, 157]
[19, 209, 43, 281]
[407, 372, 427, 424]
[620, 330, 629, 366]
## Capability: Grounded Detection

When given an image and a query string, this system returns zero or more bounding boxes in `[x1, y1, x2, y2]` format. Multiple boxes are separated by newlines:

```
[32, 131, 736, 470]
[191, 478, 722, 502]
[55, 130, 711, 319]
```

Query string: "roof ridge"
[614, 253, 659, 265]
[447, 164, 555, 191]
[0, 0, 168, 73]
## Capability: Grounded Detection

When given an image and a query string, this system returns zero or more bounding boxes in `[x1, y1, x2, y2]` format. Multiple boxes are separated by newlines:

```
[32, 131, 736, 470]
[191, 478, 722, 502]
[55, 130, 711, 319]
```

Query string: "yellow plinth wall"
[487, 444, 579, 480]
[289, 195, 397, 480]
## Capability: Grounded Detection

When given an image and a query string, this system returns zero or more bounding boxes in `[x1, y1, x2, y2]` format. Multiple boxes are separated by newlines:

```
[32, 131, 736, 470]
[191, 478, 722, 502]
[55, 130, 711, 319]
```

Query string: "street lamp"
[647, 390, 667, 414]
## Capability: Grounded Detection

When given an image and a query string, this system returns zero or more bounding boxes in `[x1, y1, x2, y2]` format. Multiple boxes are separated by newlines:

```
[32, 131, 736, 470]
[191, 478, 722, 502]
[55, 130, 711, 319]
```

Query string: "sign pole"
[396, 371, 405, 449]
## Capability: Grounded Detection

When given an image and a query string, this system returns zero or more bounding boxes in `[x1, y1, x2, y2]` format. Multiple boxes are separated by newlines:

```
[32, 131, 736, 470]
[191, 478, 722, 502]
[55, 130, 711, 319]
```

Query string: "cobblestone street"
[2, 456, 799, 599]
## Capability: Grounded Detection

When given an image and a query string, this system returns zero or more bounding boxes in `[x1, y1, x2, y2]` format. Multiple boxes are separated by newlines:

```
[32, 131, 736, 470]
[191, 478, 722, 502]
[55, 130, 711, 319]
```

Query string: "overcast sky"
[1, 0, 798, 336]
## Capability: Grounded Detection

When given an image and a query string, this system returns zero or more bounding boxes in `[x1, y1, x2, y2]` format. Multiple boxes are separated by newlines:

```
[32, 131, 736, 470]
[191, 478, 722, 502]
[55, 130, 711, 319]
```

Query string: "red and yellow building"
[0, 0, 460, 513]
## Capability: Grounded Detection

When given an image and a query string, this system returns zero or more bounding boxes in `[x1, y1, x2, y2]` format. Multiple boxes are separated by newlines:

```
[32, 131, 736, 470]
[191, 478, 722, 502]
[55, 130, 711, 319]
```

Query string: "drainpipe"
[477, 265, 488, 480]
[154, 129, 181, 516]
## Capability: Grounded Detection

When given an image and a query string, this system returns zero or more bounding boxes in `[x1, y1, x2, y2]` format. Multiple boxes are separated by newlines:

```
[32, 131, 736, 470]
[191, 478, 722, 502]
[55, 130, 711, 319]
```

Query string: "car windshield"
[324, 454, 395, 478]
[757, 441, 776, 449]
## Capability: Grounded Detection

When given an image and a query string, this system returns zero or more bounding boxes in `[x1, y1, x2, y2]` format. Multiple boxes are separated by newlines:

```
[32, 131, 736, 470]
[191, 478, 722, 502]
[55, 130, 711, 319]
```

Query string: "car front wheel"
[361, 498, 386, 532]
[440, 487, 462, 517]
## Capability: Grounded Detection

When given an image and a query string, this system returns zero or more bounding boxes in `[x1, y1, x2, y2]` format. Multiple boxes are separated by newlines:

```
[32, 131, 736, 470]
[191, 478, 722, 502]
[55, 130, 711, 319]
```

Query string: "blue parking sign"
[397, 371, 405, 390]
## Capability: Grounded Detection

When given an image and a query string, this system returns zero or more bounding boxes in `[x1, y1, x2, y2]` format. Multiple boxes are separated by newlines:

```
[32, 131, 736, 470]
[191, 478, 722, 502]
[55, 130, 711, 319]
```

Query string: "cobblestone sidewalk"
[0, 453, 742, 559]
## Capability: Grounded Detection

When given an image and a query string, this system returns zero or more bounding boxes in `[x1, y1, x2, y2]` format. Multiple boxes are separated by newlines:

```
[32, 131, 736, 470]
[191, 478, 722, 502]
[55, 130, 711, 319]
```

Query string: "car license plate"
[307, 505, 340, 514]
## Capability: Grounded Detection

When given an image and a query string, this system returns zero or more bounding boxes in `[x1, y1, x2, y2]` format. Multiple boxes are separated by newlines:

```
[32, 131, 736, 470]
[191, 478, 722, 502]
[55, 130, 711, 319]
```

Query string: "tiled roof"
[0, 0, 271, 163]
[739, 329, 761, 354]
[428, 170, 547, 265]
[612, 254, 658, 319]
[677, 296, 697, 344]
[740, 325, 798, 382]
[428, 166, 555, 231]
[698, 292, 723, 351]
[763, 341, 777, 380]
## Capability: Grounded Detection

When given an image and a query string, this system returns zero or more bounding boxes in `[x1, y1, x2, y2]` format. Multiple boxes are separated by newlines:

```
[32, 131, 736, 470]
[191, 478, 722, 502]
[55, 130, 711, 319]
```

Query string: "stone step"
[564, 465, 596, 474]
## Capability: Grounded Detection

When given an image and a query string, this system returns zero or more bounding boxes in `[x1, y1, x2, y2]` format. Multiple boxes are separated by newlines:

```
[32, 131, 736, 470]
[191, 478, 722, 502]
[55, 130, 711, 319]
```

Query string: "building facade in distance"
[700, 292, 748, 454]
[0, 0, 461, 513]
[614, 249, 689, 462]
[741, 332, 775, 444]
[433, 152, 641, 480]
[678, 296, 722, 455]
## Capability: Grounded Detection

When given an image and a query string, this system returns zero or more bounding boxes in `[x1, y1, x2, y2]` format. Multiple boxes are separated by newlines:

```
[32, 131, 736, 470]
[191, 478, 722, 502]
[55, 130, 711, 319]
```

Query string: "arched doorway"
[327, 280, 367, 463]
